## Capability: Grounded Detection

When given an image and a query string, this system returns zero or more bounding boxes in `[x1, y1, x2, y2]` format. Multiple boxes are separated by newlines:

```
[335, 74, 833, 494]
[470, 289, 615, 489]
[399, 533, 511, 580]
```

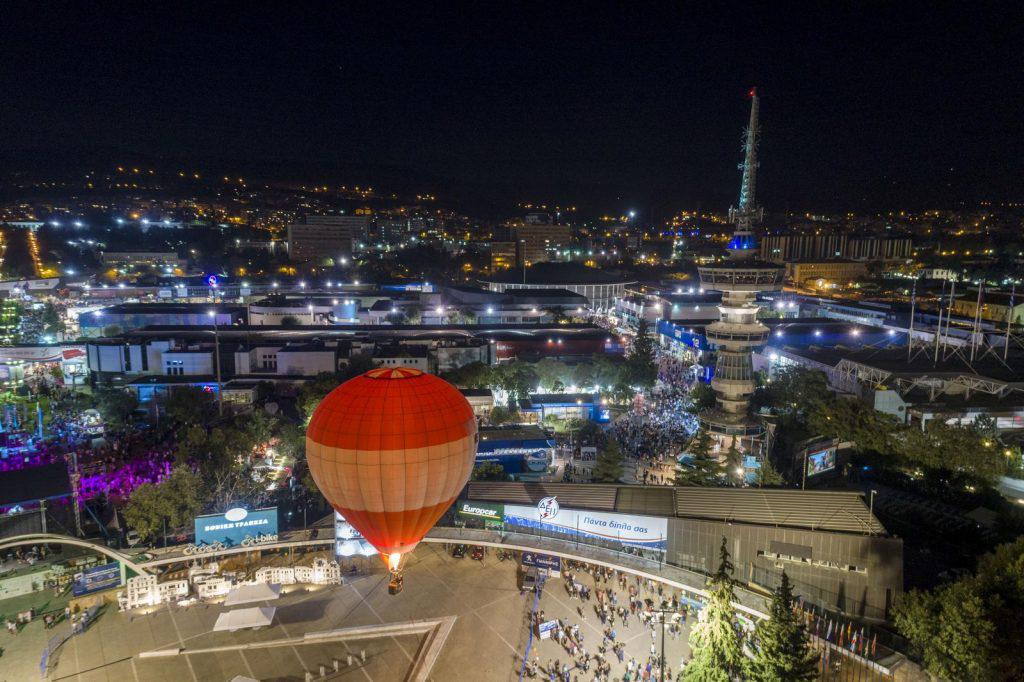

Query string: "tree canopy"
[124, 466, 206, 542]
[893, 537, 1024, 681]
[759, 366, 1010, 484]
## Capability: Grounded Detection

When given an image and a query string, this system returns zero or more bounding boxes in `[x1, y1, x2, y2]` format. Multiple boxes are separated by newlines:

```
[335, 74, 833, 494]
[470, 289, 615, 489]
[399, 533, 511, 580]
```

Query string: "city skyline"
[1, 3, 1021, 213]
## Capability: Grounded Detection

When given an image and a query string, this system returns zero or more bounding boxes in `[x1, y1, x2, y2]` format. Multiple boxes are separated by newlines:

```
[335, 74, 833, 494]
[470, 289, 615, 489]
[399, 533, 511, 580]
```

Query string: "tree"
[624, 320, 657, 389]
[94, 388, 139, 430]
[124, 466, 206, 542]
[725, 441, 743, 482]
[689, 382, 717, 413]
[280, 315, 300, 327]
[893, 537, 1024, 681]
[747, 571, 819, 681]
[534, 358, 570, 391]
[592, 439, 624, 483]
[489, 405, 520, 425]
[442, 361, 493, 389]
[298, 372, 343, 420]
[164, 386, 217, 427]
[675, 429, 722, 486]
[755, 366, 831, 415]
[471, 461, 507, 481]
[757, 456, 786, 487]
[683, 538, 745, 681]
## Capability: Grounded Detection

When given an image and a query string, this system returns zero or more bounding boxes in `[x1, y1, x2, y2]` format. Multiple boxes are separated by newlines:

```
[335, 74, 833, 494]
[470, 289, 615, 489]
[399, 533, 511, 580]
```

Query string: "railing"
[427, 524, 905, 675]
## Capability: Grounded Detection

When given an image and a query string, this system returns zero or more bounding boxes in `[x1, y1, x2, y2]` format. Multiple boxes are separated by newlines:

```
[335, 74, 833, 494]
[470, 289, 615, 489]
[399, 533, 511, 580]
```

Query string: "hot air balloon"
[306, 367, 478, 593]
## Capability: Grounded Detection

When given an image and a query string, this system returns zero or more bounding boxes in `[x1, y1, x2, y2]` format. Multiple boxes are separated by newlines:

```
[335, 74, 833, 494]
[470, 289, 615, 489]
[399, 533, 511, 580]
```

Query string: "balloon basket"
[387, 571, 404, 595]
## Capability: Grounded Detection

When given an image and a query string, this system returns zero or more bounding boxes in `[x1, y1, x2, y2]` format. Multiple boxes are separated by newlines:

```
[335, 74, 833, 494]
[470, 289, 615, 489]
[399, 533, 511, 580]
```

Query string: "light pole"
[651, 607, 673, 682]
[520, 239, 527, 285]
[207, 310, 224, 416]
[869, 489, 878, 534]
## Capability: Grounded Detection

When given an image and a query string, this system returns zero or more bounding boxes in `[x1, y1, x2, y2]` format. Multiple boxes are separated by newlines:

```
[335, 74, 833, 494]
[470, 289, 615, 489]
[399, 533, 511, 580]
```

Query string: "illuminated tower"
[698, 89, 783, 451]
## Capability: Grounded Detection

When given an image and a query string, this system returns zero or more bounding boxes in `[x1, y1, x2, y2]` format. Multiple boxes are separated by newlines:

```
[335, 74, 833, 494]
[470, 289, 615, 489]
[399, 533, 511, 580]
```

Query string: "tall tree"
[757, 456, 786, 487]
[625, 320, 658, 389]
[683, 538, 745, 681]
[747, 571, 819, 681]
[592, 439, 625, 483]
[675, 428, 722, 486]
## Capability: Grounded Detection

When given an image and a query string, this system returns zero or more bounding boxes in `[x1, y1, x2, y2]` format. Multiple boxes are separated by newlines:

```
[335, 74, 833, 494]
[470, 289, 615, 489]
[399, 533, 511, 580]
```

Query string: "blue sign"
[521, 552, 561, 571]
[194, 507, 278, 546]
[205, 274, 219, 287]
[72, 562, 120, 596]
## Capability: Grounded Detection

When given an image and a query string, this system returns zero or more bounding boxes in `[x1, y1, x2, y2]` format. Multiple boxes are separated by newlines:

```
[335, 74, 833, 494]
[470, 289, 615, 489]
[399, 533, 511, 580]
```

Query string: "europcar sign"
[194, 507, 278, 546]
[457, 501, 504, 520]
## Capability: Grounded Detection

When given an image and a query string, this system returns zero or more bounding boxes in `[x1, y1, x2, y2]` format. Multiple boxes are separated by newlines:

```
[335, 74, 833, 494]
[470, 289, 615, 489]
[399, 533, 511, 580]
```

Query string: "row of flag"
[795, 598, 878, 659]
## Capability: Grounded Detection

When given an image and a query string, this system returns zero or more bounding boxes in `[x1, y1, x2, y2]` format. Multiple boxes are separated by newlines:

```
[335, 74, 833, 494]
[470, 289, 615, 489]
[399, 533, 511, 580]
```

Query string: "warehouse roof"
[464, 482, 887, 535]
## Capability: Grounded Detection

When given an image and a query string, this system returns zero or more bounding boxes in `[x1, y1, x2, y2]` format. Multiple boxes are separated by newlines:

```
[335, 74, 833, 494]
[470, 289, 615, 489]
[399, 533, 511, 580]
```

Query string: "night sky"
[2, 3, 1021, 214]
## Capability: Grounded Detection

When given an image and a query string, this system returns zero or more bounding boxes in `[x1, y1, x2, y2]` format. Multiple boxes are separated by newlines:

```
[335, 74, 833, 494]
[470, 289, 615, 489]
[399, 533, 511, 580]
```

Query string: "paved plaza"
[0, 543, 698, 682]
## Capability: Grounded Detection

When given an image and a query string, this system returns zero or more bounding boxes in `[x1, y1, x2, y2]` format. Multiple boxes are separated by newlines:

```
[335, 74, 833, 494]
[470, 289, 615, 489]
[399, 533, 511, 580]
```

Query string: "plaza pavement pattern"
[1, 543, 694, 681]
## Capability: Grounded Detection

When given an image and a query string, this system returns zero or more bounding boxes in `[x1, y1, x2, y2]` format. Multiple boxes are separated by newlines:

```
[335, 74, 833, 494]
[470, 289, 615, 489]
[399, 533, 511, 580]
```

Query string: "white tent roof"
[213, 606, 276, 632]
[223, 582, 281, 606]
[229, 677, 259, 682]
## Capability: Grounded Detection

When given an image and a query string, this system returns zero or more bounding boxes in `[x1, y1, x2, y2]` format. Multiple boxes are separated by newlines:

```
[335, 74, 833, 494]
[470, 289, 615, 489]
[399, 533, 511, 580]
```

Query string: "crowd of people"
[522, 560, 703, 682]
[0, 401, 177, 512]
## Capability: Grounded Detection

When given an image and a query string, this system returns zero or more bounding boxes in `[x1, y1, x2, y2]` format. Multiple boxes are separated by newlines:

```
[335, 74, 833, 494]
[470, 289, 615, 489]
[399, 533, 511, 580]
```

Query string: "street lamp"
[207, 310, 224, 416]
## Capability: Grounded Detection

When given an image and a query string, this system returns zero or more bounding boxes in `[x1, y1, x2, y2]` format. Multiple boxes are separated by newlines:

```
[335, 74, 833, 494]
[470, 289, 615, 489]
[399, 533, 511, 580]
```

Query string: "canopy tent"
[223, 582, 281, 607]
[213, 607, 276, 632]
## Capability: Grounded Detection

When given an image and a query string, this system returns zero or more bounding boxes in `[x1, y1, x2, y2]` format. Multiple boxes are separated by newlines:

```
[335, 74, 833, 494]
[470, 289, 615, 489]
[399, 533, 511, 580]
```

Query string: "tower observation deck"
[698, 88, 784, 441]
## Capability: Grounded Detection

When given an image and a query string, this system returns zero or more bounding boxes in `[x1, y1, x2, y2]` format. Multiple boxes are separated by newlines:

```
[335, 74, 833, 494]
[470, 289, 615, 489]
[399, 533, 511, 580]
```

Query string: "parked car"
[451, 544, 467, 559]
[471, 546, 485, 561]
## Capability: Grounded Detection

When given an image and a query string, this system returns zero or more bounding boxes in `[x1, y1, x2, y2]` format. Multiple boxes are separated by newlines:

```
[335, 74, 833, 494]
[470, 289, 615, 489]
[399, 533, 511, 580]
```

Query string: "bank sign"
[194, 507, 278, 546]
[504, 502, 667, 550]
[457, 501, 504, 521]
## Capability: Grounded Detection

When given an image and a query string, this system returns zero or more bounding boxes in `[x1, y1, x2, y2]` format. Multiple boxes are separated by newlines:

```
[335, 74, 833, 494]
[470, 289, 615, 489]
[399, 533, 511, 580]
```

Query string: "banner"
[456, 501, 504, 521]
[521, 552, 561, 571]
[72, 562, 121, 596]
[504, 502, 667, 550]
[194, 507, 278, 546]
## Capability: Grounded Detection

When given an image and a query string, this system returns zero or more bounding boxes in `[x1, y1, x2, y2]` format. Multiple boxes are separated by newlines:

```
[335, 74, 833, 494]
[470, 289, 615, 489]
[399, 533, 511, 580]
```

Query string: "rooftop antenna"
[726, 88, 763, 259]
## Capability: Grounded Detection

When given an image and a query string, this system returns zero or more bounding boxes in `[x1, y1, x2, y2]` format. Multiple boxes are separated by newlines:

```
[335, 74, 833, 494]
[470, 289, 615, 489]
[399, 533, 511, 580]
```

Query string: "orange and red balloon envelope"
[306, 367, 478, 568]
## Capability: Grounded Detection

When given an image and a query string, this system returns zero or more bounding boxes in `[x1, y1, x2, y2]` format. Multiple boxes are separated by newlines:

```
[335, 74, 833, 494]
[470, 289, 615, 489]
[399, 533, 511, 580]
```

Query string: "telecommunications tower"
[698, 88, 783, 456]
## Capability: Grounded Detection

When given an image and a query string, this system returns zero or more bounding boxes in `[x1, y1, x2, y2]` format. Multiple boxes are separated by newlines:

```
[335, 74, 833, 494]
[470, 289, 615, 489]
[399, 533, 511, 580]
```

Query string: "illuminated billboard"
[806, 448, 837, 476]
[504, 502, 667, 550]
[194, 507, 277, 546]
